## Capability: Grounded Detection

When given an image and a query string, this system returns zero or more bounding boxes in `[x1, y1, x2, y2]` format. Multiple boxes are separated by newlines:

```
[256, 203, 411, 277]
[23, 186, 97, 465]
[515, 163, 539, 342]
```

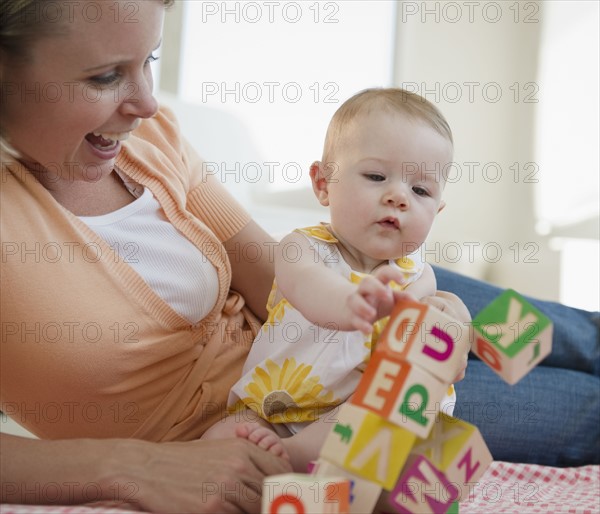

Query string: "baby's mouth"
[378, 217, 400, 229]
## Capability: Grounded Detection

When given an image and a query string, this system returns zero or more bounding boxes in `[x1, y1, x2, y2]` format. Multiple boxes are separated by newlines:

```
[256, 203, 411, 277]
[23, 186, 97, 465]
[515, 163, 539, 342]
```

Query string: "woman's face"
[1, 0, 164, 183]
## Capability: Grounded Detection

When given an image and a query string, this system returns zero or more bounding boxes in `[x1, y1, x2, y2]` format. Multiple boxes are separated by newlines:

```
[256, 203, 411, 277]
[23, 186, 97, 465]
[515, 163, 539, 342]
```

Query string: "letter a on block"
[472, 289, 553, 384]
[389, 455, 459, 514]
[342, 410, 416, 490]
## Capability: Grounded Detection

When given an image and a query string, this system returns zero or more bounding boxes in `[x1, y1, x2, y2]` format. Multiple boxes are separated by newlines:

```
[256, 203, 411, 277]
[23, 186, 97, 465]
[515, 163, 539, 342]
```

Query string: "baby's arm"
[275, 232, 406, 334]
[401, 262, 437, 301]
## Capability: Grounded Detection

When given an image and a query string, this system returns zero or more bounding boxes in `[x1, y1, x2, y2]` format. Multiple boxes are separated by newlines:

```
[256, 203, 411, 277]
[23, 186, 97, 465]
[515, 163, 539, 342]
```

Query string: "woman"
[0, 0, 289, 511]
[0, 1, 470, 511]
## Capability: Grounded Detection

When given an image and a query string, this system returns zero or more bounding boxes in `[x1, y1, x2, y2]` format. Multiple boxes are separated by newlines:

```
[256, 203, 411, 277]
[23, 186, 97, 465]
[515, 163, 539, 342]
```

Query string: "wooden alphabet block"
[410, 412, 493, 501]
[471, 289, 553, 384]
[388, 455, 459, 514]
[311, 459, 383, 513]
[352, 351, 449, 438]
[377, 300, 471, 384]
[320, 403, 416, 490]
[262, 473, 350, 513]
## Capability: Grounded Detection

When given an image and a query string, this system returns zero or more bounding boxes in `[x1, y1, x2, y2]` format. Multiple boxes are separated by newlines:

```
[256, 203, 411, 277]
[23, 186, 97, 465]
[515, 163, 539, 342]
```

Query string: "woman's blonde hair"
[0, 0, 174, 60]
[322, 87, 453, 162]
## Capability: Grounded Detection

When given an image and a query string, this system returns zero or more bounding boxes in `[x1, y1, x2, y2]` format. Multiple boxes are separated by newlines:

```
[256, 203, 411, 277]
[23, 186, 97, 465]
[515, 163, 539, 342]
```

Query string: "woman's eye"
[89, 72, 121, 87]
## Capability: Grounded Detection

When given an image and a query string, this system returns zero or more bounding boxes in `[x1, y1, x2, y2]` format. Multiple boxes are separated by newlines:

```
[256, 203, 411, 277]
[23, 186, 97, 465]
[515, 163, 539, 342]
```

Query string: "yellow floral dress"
[228, 225, 455, 434]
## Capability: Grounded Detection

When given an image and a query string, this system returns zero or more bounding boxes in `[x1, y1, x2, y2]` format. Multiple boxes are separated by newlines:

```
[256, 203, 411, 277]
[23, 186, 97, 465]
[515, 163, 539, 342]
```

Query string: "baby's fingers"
[372, 265, 406, 288]
[346, 294, 377, 334]
[357, 275, 394, 304]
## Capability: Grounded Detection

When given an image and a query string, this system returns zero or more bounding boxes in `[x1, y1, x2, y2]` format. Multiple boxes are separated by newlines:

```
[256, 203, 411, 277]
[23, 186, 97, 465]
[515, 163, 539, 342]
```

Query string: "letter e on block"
[352, 352, 410, 419]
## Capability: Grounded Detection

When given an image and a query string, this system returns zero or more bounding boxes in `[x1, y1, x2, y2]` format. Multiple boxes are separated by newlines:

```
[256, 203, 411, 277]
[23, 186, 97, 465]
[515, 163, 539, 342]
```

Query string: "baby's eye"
[145, 53, 159, 66]
[364, 173, 385, 182]
[413, 186, 430, 196]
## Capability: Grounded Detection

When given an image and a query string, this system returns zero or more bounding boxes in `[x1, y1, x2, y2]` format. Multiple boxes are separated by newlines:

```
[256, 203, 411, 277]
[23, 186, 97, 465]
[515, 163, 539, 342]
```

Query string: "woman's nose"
[119, 71, 159, 119]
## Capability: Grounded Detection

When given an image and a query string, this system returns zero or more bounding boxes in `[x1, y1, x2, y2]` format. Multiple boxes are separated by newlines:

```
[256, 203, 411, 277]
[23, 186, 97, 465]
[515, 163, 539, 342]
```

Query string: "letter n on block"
[389, 455, 459, 514]
[410, 413, 493, 501]
[472, 289, 553, 385]
[352, 352, 448, 438]
[320, 403, 416, 490]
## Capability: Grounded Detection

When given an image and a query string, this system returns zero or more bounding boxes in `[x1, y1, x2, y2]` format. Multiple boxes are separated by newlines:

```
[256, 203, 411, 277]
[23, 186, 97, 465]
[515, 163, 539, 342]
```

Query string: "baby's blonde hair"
[322, 87, 453, 163]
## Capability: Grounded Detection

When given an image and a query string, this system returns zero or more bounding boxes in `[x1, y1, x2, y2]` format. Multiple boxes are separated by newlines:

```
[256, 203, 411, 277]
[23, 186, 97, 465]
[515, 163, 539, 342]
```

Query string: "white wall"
[392, 0, 560, 299]
[159, 1, 599, 306]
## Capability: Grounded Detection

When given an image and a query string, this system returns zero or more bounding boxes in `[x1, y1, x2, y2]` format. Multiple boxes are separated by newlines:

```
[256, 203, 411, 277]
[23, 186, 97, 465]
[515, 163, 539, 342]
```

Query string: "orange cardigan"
[0, 107, 258, 441]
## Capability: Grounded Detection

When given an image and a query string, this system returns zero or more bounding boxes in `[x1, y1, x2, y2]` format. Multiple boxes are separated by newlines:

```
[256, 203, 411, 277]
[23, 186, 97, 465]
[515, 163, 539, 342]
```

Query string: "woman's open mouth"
[84, 131, 131, 159]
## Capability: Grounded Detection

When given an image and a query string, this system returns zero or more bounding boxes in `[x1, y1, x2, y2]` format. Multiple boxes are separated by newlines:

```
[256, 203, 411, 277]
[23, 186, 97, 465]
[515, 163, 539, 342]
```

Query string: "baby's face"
[317, 109, 452, 267]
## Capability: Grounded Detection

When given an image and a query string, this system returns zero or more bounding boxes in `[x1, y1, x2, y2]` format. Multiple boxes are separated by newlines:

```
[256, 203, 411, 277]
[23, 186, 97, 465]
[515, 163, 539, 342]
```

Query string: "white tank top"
[79, 187, 219, 324]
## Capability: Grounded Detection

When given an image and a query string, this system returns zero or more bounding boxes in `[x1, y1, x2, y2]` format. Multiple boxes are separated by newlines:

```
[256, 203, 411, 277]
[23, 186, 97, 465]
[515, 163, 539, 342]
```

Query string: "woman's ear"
[310, 161, 330, 206]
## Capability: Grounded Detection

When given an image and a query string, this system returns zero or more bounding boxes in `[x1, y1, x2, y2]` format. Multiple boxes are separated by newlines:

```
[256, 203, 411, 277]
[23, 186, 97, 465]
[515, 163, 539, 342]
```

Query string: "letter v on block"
[319, 404, 416, 490]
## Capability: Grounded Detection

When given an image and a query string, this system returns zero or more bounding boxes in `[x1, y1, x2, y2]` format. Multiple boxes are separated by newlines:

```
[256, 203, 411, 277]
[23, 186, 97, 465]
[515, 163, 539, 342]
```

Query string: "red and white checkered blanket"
[460, 461, 599, 514]
[1, 461, 598, 513]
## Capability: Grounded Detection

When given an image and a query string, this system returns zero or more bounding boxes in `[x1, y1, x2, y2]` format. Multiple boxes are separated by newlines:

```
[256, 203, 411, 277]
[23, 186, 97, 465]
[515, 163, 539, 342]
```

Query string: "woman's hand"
[114, 437, 292, 513]
[1, 434, 290, 514]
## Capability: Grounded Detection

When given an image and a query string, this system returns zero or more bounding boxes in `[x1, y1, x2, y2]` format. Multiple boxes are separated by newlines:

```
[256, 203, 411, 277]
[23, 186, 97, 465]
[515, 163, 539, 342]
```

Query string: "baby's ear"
[437, 200, 446, 214]
[310, 161, 331, 206]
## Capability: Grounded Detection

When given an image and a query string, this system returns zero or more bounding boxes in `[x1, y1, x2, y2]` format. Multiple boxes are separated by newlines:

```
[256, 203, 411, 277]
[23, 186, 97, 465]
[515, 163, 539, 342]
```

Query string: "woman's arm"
[1, 433, 290, 512]
[224, 220, 277, 322]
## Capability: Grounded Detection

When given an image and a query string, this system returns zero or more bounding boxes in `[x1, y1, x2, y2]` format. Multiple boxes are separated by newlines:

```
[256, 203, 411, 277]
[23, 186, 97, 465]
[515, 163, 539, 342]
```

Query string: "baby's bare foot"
[235, 423, 290, 460]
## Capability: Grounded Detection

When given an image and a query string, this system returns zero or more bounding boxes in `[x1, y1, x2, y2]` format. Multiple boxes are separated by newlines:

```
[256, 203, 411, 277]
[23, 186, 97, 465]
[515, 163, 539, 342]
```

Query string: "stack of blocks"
[262, 289, 553, 513]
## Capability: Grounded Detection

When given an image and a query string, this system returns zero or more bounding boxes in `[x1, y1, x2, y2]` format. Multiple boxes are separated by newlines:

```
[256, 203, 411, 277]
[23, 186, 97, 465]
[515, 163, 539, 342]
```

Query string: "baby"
[202, 87, 464, 472]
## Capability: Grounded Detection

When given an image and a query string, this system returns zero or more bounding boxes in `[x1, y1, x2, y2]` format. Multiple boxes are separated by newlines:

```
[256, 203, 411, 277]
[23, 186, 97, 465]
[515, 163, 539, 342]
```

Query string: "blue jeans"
[434, 266, 600, 467]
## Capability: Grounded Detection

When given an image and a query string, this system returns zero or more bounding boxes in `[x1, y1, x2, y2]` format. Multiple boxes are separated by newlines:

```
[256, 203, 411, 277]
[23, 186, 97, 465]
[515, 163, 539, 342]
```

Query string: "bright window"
[179, 1, 397, 193]
[534, 1, 599, 230]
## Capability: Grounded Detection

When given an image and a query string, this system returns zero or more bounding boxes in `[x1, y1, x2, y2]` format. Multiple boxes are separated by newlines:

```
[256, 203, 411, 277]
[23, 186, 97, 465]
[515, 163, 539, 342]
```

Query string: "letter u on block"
[377, 300, 469, 384]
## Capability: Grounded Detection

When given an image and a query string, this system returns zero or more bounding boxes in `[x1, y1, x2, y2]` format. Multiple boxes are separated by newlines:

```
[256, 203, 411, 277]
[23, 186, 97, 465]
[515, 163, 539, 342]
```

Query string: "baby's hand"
[452, 351, 469, 383]
[346, 266, 412, 334]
